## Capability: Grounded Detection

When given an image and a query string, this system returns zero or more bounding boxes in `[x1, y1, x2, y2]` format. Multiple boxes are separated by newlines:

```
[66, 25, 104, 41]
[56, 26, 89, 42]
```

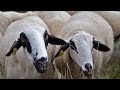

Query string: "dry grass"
[100, 38, 120, 79]
[0, 63, 5, 79]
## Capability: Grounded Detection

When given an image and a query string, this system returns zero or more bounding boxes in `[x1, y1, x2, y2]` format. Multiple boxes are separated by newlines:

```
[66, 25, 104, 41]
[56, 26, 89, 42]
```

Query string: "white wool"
[54, 11, 113, 79]
[34, 11, 71, 36]
[0, 16, 53, 79]
[0, 11, 35, 35]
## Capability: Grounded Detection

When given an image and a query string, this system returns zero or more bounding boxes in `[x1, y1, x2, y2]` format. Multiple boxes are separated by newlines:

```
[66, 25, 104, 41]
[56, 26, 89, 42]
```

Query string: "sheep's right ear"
[55, 39, 78, 58]
[54, 43, 69, 57]
[6, 32, 31, 56]
[6, 38, 22, 56]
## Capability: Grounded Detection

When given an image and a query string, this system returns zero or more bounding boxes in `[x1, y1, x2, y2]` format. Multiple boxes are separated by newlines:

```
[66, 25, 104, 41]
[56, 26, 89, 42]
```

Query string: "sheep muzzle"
[80, 63, 93, 79]
[33, 57, 48, 73]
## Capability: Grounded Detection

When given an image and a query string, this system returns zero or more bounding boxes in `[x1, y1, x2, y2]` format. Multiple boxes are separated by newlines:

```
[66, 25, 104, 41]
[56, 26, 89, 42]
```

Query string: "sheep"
[92, 11, 120, 40]
[0, 11, 34, 36]
[53, 11, 114, 79]
[67, 11, 120, 40]
[32, 11, 71, 67]
[0, 16, 68, 79]
[34, 11, 71, 36]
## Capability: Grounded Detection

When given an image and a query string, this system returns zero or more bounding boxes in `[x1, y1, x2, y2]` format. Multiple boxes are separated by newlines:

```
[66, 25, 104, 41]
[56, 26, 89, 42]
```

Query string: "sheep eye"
[36, 52, 38, 56]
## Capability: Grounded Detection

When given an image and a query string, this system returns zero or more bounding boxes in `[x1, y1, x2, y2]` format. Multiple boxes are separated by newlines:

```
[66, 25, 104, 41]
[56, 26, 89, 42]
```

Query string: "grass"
[0, 63, 5, 79]
[100, 38, 120, 79]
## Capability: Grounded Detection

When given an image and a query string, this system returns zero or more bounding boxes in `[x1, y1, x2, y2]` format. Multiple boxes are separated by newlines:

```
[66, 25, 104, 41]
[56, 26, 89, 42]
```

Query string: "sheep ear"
[54, 39, 78, 58]
[6, 38, 22, 56]
[6, 32, 32, 56]
[55, 43, 69, 57]
[48, 34, 67, 45]
[93, 38, 110, 52]
[44, 30, 67, 45]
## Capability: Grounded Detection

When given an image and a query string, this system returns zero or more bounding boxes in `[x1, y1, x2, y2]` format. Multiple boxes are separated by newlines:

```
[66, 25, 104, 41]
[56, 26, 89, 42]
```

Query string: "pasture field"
[100, 38, 120, 79]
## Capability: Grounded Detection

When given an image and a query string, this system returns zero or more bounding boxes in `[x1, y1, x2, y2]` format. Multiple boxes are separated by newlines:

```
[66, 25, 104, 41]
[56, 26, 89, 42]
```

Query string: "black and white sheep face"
[55, 31, 110, 78]
[6, 26, 68, 74]
[69, 32, 94, 76]
[23, 28, 48, 73]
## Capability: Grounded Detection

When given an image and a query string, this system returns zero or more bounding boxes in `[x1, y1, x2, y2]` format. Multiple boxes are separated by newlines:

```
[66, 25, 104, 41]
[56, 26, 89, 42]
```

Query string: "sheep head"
[6, 29, 68, 74]
[55, 31, 110, 79]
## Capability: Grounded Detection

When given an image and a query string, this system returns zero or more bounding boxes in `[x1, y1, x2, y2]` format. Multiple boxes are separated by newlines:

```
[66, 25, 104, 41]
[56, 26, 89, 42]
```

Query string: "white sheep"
[66, 11, 120, 40]
[54, 11, 114, 79]
[0, 16, 68, 79]
[0, 11, 34, 36]
[92, 11, 120, 40]
[34, 11, 71, 36]
[32, 11, 71, 67]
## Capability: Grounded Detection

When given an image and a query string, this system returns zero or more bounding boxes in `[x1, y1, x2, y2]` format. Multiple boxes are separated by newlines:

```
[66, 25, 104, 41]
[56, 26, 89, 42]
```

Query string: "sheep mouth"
[80, 63, 93, 79]
[33, 60, 48, 73]
[80, 70, 93, 79]
[83, 71, 93, 79]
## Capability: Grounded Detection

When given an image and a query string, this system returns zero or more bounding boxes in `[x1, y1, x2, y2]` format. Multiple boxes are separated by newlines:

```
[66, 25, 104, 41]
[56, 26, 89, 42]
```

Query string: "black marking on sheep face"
[33, 57, 48, 73]
[20, 32, 32, 53]
[70, 39, 78, 53]
[44, 30, 49, 49]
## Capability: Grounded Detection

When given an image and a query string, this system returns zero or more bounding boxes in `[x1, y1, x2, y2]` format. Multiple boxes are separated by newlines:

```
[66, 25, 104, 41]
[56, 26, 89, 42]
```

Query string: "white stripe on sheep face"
[23, 27, 48, 73]
[6, 26, 68, 74]
[24, 27, 48, 62]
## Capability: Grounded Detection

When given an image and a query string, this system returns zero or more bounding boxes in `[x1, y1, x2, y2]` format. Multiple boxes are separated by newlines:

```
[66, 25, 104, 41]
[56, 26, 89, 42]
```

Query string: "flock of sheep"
[0, 11, 119, 79]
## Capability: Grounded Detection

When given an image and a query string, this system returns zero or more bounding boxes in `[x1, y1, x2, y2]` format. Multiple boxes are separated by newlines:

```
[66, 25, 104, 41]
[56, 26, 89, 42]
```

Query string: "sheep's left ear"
[93, 38, 110, 52]
[48, 35, 67, 45]
[44, 30, 67, 45]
